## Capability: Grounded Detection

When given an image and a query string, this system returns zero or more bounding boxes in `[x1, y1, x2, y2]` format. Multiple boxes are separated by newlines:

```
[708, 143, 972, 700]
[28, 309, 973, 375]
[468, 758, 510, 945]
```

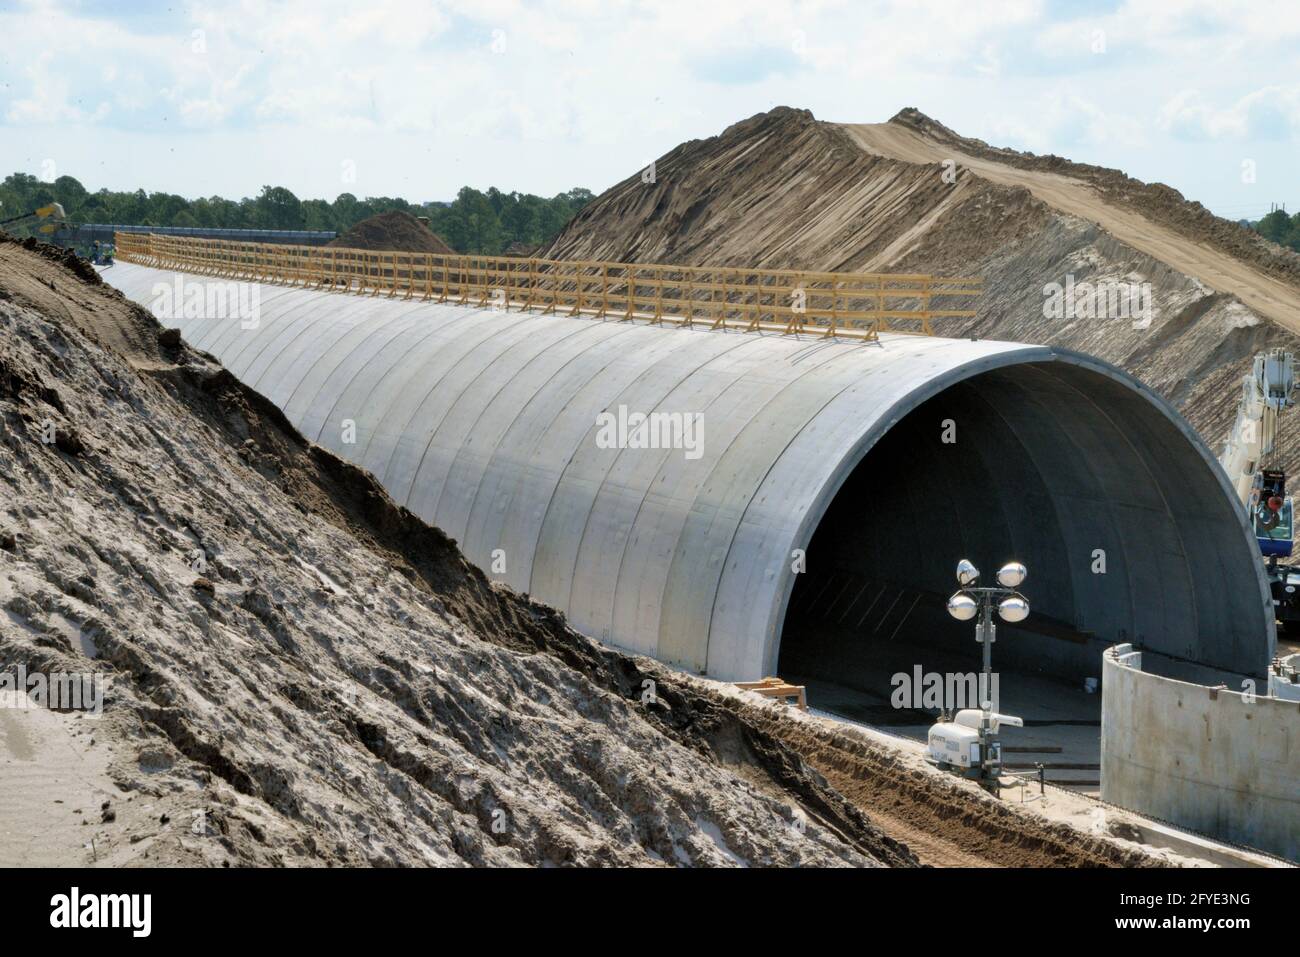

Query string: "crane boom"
[1219, 348, 1300, 633]
[0, 202, 66, 232]
[1220, 349, 1295, 507]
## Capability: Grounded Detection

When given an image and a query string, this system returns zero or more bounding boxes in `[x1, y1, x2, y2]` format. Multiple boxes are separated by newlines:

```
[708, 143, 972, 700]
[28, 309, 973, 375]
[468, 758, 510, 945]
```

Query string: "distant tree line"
[0, 173, 594, 255]
[1250, 208, 1300, 253]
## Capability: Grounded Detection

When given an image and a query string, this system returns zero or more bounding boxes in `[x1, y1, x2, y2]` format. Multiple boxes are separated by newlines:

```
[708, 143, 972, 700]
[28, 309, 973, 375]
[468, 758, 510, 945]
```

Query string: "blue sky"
[0, 0, 1296, 219]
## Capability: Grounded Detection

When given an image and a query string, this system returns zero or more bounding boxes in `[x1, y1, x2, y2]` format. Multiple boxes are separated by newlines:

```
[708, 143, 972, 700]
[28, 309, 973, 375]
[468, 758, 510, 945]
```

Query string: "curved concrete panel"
[106, 263, 1275, 681]
[1102, 646, 1299, 861]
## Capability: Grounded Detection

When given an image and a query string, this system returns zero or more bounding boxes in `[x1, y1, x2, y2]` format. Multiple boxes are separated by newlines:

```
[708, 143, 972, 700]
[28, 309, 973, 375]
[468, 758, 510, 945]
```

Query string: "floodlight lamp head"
[996, 562, 1027, 588]
[956, 559, 980, 587]
[947, 591, 978, 621]
[997, 595, 1030, 623]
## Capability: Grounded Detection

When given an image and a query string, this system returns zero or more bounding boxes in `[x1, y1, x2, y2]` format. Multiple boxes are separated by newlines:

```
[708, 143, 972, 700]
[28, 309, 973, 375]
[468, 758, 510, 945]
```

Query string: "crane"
[1219, 348, 1299, 629]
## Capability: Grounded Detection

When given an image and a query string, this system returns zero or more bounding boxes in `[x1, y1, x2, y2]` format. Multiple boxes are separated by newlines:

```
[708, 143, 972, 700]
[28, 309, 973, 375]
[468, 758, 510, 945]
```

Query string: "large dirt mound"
[329, 209, 454, 254]
[543, 107, 1300, 460]
[544, 107, 1045, 270]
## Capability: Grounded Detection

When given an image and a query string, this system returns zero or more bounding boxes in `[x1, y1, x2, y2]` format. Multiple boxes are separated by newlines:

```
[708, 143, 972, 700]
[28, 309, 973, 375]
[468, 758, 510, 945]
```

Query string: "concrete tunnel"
[107, 263, 1275, 685]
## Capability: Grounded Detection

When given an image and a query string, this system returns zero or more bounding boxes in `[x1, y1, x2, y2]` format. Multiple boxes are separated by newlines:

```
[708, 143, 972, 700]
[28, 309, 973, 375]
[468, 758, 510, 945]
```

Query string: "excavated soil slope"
[329, 210, 454, 254]
[543, 107, 1300, 458]
[0, 237, 1158, 867]
[880, 107, 1300, 290]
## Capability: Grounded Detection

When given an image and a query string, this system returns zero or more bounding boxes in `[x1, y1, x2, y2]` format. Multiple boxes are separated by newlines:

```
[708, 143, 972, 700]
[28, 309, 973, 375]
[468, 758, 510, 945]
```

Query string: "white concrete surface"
[1102, 645, 1300, 862]
[104, 262, 1274, 683]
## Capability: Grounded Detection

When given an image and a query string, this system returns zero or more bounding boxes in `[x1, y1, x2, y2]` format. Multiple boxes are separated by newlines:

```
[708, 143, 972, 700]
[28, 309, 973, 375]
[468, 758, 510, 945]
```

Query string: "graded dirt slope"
[543, 107, 1041, 272]
[0, 237, 1164, 867]
[843, 113, 1300, 335]
[879, 108, 1300, 288]
[543, 107, 1300, 460]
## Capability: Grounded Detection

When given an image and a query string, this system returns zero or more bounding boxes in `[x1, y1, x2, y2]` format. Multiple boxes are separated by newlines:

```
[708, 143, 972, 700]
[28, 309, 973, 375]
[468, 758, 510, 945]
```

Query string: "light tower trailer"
[926, 559, 1028, 785]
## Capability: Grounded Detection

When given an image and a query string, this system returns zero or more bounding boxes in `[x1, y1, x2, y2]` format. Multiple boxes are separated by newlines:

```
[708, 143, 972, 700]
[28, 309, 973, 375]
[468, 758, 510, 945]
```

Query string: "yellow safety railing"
[115, 232, 981, 341]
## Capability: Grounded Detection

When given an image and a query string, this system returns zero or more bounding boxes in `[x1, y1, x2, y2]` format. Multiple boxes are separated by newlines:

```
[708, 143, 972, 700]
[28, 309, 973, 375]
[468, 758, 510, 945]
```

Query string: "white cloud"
[0, 0, 1296, 214]
[1159, 87, 1300, 141]
[980, 92, 1148, 154]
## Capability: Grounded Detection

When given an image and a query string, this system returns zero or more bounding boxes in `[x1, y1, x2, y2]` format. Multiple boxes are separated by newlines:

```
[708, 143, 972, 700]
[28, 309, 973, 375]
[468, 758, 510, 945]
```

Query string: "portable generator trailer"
[926, 709, 1024, 779]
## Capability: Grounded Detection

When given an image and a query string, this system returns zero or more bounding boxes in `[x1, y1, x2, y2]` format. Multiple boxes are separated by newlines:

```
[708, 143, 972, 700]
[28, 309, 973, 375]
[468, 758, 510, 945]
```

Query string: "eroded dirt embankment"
[0, 236, 1158, 867]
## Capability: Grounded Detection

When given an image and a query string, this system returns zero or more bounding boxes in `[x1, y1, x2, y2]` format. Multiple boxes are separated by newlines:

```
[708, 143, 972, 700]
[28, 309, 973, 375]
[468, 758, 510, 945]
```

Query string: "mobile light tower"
[924, 559, 1028, 785]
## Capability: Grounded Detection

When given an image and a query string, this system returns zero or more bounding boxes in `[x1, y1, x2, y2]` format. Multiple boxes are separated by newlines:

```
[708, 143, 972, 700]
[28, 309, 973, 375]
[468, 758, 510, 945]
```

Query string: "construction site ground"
[6, 235, 1287, 867]
[788, 663, 1104, 795]
[706, 676, 1286, 869]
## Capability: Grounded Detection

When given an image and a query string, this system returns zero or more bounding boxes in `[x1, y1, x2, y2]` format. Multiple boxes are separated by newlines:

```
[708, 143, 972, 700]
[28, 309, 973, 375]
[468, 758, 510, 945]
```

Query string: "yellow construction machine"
[0, 202, 67, 236]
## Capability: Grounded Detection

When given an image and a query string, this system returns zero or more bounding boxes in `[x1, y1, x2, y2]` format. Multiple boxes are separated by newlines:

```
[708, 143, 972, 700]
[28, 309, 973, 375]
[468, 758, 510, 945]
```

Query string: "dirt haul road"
[0, 236, 1167, 868]
[842, 121, 1300, 336]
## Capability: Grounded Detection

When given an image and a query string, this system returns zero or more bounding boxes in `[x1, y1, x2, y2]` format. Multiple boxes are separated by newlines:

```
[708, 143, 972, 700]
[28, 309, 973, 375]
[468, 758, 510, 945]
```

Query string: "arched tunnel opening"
[777, 359, 1271, 750]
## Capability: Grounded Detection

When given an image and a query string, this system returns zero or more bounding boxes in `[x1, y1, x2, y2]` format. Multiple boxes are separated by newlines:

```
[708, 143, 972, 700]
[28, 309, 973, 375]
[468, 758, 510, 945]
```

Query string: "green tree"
[254, 186, 304, 229]
[1252, 209, 1300, 252]
[1257, 209, 1292, 244]
[301, 198, 334, 231]
[0, 168, 594, 252]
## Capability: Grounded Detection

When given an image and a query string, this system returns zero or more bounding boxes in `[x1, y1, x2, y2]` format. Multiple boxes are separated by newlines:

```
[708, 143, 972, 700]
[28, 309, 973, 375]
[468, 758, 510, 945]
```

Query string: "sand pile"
[329, 210, 454, 254]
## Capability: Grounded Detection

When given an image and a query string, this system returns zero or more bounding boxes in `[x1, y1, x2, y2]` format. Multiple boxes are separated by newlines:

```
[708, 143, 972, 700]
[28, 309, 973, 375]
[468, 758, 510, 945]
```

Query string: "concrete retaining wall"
[1102, 645, 1300, 862]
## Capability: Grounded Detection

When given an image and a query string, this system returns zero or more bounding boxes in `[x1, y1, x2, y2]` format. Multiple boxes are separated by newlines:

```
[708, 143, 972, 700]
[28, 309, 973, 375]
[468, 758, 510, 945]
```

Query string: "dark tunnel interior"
[778, 361, 1272, 696]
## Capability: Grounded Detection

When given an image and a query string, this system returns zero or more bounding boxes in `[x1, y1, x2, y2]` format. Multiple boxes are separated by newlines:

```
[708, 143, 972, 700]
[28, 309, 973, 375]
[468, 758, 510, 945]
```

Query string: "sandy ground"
[841, 121, 1300, 336]
[706, 679, 1287, 869]
[794, 672, 1103, 794]
[0, 692, 114, 865]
